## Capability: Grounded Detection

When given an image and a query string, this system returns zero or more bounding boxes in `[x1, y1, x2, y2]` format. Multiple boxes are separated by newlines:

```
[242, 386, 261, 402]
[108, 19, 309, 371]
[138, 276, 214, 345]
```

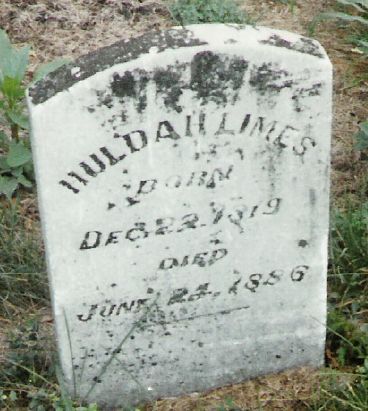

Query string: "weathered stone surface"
[27, 24, 332, 407]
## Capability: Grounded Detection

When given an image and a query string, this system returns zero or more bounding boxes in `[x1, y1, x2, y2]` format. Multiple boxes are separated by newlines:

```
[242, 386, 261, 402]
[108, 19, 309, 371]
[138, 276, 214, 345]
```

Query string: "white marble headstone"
[27, 24, 332, 407]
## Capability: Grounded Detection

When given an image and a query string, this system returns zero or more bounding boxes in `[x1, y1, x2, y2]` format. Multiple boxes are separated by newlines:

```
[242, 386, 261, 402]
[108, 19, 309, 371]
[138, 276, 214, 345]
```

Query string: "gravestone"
[27, 24, 332, 407]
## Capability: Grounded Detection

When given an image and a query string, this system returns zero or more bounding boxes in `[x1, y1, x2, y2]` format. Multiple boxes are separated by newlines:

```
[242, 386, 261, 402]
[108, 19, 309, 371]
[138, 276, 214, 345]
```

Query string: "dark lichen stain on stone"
[96, 90, 113, 108]
[309, 189, 317, 206]
[260, 34, 324, 59]
[298, 239, 309, 248]
[250, 62, 293, 95]
[101, 52, 248, 118]
[29, 28, 207, 105]
[190, 51, 248, 105]
[153, 64, 186, 113]
[111, 71, 136, 98]
[292, 83, 322, 112]
[110, 70, 149, 113]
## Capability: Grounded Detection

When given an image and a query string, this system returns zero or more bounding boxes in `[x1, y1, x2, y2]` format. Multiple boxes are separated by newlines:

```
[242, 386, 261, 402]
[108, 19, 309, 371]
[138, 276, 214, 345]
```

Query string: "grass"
[313, 198, 368, 410]
[0, 197, 47, 317]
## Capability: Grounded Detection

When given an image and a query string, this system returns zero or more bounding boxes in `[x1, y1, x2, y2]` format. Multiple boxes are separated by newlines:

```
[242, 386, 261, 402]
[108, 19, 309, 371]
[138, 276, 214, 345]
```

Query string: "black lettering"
[178, 213, 199, 232]
[206, 165, 233, 188]
[59, 179, 80, 194]
[186, 171, 207, 187]
[239, 114, 251, 133]
[263, 270, 283, 286]
[159, 258, 178, 270]
[293, 136, 316, 156]
[229, 279, 241, 295]
[291, 265, 309, 282]
[210, 201, 225, 224]
[80, 154, 106, 177]
[100, 146, 126, 165]
[208, 248, 228, 265]
[188, 283, 211, 301]
[136, 179, 157, 196]
[167, 288, 188, 305]
[273, 125, 297, 148]
[263, 198, 282, 215]
[215, 113, 234, 135]
[68, 171, 88, 185]
[185, 115, 192, 137]
[105, 231, 122, 246]
[156, 217, 175, 235]
[100, 304, 116, 317]
[126, 223, 149, 242]
[199, 112, 206, 135]
[77, 304, 98, 322]
[135, 299, 148, 311]
[165, 175, 182, 188]
[80, 231, 102, 250]
[116, 301, 135, 315]
[228, 205, 247, 233]
[250, 117, 277, 140]
[249, 205, 258, 218]
[180, 255, 189, 267]
[115, 130, 147, 153]
[59, 172, 88, 194]
[245, 273, 262, 293]
[192, 252, 208, 267]
[156, 121, 180, 141]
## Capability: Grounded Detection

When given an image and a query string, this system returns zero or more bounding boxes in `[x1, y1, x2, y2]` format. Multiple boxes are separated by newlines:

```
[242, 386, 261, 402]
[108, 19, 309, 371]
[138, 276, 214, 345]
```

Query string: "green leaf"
[17, 173, 32, 188]
[33, 58, 70, 83]
[0, 175, 17, 198]
[11, 166, 23, 177]
[0, 156, 11, 171]
[7, 110, 29, 129]
[6, 141, 32, 167]
[0, 30, 30, 82]
[1, 76, 24, 101]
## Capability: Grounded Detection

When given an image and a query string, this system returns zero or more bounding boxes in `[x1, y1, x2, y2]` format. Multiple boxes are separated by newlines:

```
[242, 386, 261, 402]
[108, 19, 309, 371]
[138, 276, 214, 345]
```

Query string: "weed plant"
[169, 0, 251, 25]
[0, 29, 68, 199]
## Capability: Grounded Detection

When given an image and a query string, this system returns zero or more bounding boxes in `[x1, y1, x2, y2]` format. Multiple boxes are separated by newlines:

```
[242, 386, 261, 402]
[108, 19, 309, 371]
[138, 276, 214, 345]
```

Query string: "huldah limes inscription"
[27, 24, 332, 407]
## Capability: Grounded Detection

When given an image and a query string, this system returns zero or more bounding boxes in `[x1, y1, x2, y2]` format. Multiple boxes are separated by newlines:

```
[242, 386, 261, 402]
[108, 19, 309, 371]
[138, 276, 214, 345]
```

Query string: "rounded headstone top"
[27, 24, 328, 106]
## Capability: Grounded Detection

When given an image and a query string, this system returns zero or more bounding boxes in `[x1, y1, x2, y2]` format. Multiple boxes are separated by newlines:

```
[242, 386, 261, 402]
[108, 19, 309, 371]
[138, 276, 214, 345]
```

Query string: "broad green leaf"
[0, 130, 7, 143]
[6, 141, 32, 167]
[0, 29, 12, 84]
[0, 30, 30, 82]
[17, 173, 32, 188]
[7, 110, 29, 129]
[320, 11, 368, 25]
[0, 156, 10, 171]
[1, 76, 24, 101]
[11, 166, 23, 177]
[33, 58, 70, 83]
[0, 175, 17, 199]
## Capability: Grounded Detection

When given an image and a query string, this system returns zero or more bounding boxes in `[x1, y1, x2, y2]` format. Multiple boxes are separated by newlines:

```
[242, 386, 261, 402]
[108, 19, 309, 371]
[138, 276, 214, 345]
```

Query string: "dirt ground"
[0, 0, 367, 410]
